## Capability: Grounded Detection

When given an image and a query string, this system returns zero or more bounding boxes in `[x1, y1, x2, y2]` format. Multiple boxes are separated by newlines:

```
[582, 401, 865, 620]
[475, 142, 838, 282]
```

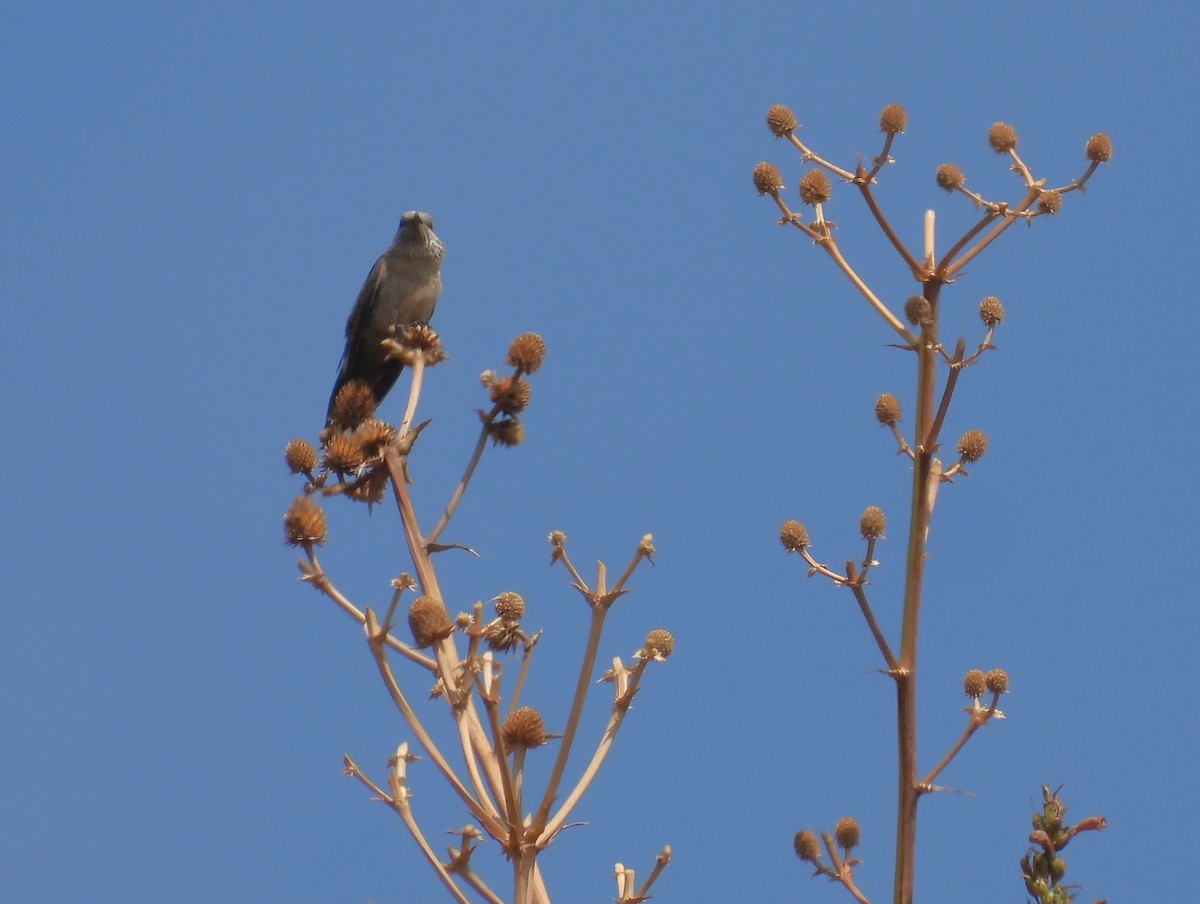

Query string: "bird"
[326, 210, 445, 423]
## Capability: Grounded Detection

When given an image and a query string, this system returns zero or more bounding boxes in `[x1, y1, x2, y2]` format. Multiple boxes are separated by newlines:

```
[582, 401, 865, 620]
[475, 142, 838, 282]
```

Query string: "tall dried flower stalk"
[283, 326, 671, 903]
[757, 105, 1111, 904]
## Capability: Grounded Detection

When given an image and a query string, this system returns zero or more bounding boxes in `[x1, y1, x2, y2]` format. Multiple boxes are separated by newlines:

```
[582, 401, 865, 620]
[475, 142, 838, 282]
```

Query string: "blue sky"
[3, 3, 1192, 901]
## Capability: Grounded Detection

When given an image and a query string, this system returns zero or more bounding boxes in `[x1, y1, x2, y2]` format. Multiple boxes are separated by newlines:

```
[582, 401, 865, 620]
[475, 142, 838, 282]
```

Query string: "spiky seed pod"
[1037, 189, 1063, 214]
[752, 161, 785, 195]
[903, 295, 932, 326]
[484, 621, 523, 653]
[391, 323, 447, 367]
[985, 668, 1010, 694]
[875, 393, 901, 425]
[329, 380, 376, 430]
[502, 706, 547, 749]
[766, 104, 798, 136]
[346, 467, 388, 506]
[489, 375, 532, 415]
[479, 370, 497, 388]
[283, 496, 327, 547]
[957, 429, 988, 463]
[859, 506, 886, 540]
[779, 519, 810, 552]
[323, 432, 366, 473]
[878, 102, 907, 134]
[408, 596, 453, 648]
[935, 162, 965, 192]
[488, 417, 524, 447]
[799, 169, 832, 205]
[963, 668, 986, 697]
[1084, 131, 1113, 163]
[834, 817, 861, 851]
[507, 332, 546, 373]
[352, 419, 394, 458]
[494, 591, 526, 620]
[979, 296, 1005, 326]
[284, 438, 317, 473]
[988, 121, 1019, 153]
[644, 628, 675, 658]
[793, 830, 821, 863]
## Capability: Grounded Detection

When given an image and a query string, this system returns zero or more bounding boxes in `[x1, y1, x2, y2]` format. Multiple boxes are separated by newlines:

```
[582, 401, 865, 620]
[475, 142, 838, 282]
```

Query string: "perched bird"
[326, 211, 445, 423]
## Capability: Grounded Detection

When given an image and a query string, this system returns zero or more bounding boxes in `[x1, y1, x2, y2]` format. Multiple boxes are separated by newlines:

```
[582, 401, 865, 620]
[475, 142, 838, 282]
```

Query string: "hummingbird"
[326, 211, 445, 423]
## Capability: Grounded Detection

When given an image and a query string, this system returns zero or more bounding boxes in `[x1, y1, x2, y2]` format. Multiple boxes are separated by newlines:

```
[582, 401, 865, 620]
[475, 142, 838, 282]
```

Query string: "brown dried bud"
[752, 161, 785, 195]
[979, 296, 1005, 326]
[488, 417, 524, 447]
[283, 496, 327, 547]
[507, 332, 546, 373]
[935, 162, 965, 191]
[779, 519, 810, 552]
[985, 668, 1009, 694]
[834, 816, 861, 850]
[874, 393, 901, 425]
[389, 323, 447, 367]
[644, 628, 675, 658]
[346, 468, 388, 506]
[494, 591, 526, 620]
[352, 419, 394, 458]
[859, 506, 886, 540]
[329, 380, 376, 430]
[1085, 132, 1113, 163]
[793, 830, 821, 863]
[284, 438, 317, 473]
[878, 102, 907, 134]
[408, 596, 453, 648]
[1037, 189, 1063, 214]
[903, 295, 932, 326]
[798, 169, 831, 205]
[988, 121, 1019, 153]
[502, 706, 547, 749]
[957, 429, 988, 463]
[766, 104, 798, 136]
[963, 668, 986, 697]
[322, 432, 366, 473]
[489, 375, 532, 415]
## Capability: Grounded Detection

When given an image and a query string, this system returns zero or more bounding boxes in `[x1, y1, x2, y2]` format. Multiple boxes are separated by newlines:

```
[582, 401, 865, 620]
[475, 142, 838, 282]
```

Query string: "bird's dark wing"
[327, 257, 391, 420]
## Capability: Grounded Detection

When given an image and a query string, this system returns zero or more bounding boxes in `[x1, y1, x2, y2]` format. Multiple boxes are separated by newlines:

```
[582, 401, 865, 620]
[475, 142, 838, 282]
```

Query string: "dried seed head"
[979, 296, 1005, 326]
[798, 169, 831, 205]
[874, 393, 901, 425]
[488, 417, 524, 447]
[766, 104, 798, 136]
[507, 332, 546, 373]
[903, 295, 932, 326]
[329, 380, 376, 430]
[1037, 189, 1063, 214]
[322, 432, 366, 473]
[408, 596, 453, 648]
[494, 591, 526, 620]
[835, 816, 861, 850]
[1084, 131, 1113, 163]
[793, 830, 821, 863]
[283, 496, 327, 547]
[389, 323, 447, 367]
[963, 668, 986, 697]
[284, 438, 317, 473]
[988, 121, 1019, 153]
[489, 375, 533, 415]
[752, 161, 785, 195]
[935, 162, 965, 192]
[985, 668, 1010, 694]
[352, 419, 394, 458]
[346, 467, 388, 506]
[878, 102, 907, 134]
[644, 628, 675, 658]
[779, 519, 810, 552]
[957, 429, 988, 463]
[502, 706, 547, 749]
[859, 506, 886, 540]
